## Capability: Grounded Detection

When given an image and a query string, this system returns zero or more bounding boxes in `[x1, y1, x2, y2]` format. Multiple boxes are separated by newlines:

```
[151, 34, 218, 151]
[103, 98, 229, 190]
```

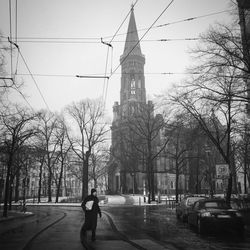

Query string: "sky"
[0, 0, 236, 119]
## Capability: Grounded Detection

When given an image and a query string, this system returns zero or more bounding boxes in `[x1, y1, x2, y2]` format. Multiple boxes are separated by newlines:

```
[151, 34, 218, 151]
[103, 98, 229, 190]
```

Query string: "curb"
[0, 212, 34, 223]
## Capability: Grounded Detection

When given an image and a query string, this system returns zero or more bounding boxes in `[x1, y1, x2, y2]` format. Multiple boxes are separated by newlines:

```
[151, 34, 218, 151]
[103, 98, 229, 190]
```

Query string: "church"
[109, 6, 150, 194]
[108, 6, 184, 196]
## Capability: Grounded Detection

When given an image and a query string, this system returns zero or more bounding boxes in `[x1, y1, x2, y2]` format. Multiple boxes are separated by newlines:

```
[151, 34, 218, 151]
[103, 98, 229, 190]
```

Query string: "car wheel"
[187, 215, 193, 227]
[197, 218, 204, 234]
[238, 227, 245, 238]
[182, 214, 187, 222]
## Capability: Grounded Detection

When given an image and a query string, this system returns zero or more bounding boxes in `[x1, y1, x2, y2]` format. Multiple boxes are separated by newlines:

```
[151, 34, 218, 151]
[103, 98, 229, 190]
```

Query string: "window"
[204, 201, 230, 209]
[245, 10, 250, 33]
[138, 79, 141, 88]
[131, 78, 136, 95]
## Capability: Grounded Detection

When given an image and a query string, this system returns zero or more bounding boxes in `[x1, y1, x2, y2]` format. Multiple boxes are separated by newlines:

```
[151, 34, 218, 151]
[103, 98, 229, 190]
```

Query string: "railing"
[165, 199, 177, 209]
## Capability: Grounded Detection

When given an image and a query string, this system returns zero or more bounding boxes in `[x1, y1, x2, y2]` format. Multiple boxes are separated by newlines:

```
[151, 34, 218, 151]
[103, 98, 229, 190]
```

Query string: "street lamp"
[204, 145, 214, 197]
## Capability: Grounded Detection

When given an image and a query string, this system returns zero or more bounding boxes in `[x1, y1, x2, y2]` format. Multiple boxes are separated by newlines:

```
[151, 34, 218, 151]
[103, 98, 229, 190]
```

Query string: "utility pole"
[237, 0, 250, 194]
[237, 0, 250, 114]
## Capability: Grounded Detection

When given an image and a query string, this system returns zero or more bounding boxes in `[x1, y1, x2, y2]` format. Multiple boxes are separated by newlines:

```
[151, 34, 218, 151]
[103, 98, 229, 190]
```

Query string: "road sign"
[216, 164, 229, 179]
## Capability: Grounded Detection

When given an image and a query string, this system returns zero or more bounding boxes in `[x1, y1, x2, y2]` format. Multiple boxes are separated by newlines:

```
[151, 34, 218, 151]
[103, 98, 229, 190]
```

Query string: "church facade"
[108, 7, 186, 196]
[109, 7, 148, 194]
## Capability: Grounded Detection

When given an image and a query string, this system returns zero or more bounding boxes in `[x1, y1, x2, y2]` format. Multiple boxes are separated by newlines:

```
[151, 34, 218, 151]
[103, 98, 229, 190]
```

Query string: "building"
[109, 6, 148, 194]
[108, 6, 187, 196]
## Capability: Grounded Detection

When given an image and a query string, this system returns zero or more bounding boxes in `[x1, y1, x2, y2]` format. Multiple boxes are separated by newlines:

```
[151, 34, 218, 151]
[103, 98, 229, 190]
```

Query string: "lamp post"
[205, 145, 214, 198]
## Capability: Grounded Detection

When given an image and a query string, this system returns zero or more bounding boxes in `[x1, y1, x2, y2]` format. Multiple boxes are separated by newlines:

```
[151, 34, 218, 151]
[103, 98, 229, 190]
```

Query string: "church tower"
[110, 6, 147, 194]
[120, 6, 146, 107]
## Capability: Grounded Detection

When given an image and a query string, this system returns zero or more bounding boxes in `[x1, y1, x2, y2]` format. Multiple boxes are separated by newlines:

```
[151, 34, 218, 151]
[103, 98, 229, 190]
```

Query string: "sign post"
[216, 164, 229, 195]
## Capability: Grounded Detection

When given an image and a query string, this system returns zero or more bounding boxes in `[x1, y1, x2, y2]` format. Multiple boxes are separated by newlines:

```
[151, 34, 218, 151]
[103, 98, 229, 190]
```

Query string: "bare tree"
[120, 102, 171, 202]
[0, 106, 37, 217]
[53, 116, 71, 203]
[111, 124, 143, 194]
[66, 99, 109, 200]
[166, 24, 246, 203]
[234, 117, 250, 193]
[165, 116, 190, 202]
[37, 110, 59, 202]
[89, 146, 109, 191]
[33, 143, 47, 203]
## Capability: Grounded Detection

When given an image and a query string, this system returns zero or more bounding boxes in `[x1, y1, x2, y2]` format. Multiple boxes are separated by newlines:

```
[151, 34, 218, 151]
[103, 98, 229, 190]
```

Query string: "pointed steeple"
[123, 6, 142, 56]
[119, 5, 146, 106]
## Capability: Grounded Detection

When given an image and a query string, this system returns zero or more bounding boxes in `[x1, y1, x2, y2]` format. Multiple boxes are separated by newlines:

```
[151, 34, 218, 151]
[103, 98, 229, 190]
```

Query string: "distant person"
[80, 188, 102, 242]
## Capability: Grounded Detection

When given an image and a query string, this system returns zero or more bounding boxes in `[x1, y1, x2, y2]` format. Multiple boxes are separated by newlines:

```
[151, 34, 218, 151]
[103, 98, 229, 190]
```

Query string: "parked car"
[230, 197, 250, 225]
[187, 198, 245, 235]
[176, 195, 206, 222]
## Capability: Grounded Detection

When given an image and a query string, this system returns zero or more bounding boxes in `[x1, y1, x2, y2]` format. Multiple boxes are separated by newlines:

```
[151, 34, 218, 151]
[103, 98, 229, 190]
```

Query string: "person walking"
[80, 188, 102, 242]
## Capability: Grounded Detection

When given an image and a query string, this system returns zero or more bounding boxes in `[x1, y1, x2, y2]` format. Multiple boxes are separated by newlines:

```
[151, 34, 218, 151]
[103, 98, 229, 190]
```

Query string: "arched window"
[131, 78, 136, 95]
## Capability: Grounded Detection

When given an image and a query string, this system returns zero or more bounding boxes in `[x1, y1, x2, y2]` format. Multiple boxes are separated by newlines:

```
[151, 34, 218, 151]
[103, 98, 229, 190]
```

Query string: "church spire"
[119, 6, 146, 106]
[123, 7, 142, 56]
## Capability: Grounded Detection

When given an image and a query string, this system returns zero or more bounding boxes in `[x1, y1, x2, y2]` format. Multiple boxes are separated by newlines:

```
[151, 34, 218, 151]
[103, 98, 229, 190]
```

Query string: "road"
[106, 205, 250, 250]
[1, 203, 250, 250]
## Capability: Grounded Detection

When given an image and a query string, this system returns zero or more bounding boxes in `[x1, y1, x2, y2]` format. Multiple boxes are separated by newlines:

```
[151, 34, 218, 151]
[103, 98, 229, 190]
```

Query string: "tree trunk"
[146, 160, 151, 204]
[48, 168, 52, 202]
[150, 162, 155, 201]
[47, 155, 52, 202]
[123, 170, 128, 194]
[134, 173, 138, 194]
[15, 169, 20, 202]
[244, 161, 247, 194]
[247, 175, 250, 194]
[64, 171, 68, 197]
[175, 167, 179, 202]
[56, 159, 64, 203]
[22, 177, 26, 205]
[226, 173, 233, 204]
[94, 178, 97, 189]
[196, 155, 200, 194]
[38, 162, 43, 203]
[8, 180, 13, 211]
[3, 154, 13, 217]
[82, 152, 90, 200]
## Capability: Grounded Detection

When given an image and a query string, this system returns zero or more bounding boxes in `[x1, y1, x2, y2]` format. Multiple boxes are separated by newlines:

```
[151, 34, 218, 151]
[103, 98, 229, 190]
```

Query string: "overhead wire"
[9, 39, 50, 111]
[2, 4, 232, 111]
[0, 9, 231, 44]
[6, 0, 34, 112]
[9, 0, 13, 78]
[102, 47, 110, 105]
[156, 10, 231, 28]
[102, 0, 139, 107]
[14, 0, 19, 80]
[102, 9, 232, 39]
[13, 71, 205, 77]
[15, 0, 17, 44]
[109, 0, 175, 79]
[11, 78, 35, 111]
[18, 49, 50, 111]
[0, 38, 200, 44]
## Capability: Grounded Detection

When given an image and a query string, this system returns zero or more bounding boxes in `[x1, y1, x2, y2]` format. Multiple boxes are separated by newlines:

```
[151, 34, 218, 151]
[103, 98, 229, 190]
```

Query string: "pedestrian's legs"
[80, 224, 87, 242]
[91, 229, 96, 241]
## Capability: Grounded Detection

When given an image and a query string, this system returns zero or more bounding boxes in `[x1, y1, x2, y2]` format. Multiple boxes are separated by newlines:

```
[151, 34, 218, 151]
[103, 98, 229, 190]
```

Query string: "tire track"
[22, 211, 67, 250]
[81, 211, 148, 250]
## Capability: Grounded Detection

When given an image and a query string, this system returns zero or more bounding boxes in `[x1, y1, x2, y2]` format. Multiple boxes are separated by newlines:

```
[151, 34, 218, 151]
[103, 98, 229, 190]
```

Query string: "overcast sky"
[0, 0, 235, 118]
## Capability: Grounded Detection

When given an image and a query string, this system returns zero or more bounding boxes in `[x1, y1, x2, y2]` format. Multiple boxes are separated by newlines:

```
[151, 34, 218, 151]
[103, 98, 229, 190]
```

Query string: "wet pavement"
[1, 195, 250, 250]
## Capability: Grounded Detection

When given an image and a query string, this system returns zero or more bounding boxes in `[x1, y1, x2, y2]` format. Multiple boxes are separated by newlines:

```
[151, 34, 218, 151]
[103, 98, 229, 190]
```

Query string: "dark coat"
[81, 195, 101, 230]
